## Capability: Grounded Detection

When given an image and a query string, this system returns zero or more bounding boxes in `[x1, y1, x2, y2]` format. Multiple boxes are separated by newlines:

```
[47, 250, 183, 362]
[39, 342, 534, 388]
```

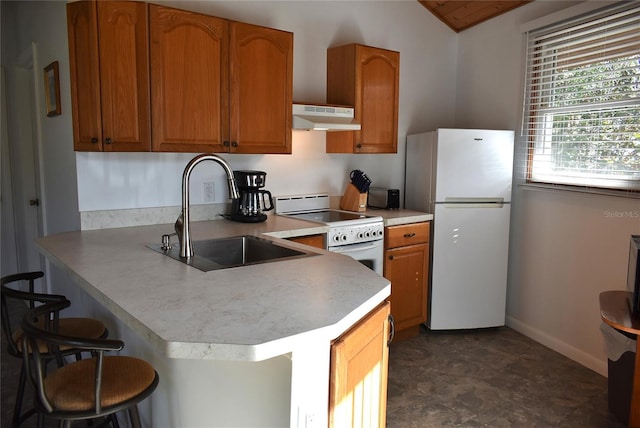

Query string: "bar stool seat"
[12, 317, 107, 353]
[44, 356, 156, 411]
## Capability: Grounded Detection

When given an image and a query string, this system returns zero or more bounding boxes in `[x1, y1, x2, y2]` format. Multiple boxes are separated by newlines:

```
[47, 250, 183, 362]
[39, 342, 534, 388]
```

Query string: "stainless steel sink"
[148, 235, 315, 272]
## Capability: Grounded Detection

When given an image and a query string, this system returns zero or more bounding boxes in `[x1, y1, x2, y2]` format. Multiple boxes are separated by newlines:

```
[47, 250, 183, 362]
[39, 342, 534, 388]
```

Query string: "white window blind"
[522, 2, 640, 192]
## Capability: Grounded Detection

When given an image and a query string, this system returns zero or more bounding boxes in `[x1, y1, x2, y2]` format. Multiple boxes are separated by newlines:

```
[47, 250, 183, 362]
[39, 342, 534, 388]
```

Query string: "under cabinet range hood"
[292, 104, 361, 131]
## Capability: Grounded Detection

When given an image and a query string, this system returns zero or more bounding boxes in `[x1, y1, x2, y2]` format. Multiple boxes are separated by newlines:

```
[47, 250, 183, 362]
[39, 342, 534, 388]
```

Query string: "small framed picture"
[44, 61, 61, 117]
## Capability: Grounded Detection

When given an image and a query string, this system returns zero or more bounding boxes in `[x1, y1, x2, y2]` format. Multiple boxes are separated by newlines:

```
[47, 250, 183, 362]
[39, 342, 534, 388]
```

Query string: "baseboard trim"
[506, 315, 608, 377]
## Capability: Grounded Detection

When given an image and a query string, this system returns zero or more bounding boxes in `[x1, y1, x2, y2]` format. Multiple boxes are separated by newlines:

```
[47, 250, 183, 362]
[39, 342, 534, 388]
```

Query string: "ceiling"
[418, 1, 533, 32]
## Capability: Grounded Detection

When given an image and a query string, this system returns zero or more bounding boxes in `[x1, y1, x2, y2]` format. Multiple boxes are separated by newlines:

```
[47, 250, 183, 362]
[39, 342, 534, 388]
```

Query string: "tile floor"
[387, 326, 628, 427]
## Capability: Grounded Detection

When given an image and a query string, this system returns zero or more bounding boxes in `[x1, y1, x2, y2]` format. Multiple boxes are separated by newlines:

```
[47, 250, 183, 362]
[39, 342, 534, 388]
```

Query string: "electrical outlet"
[203, 182, 215, 202]
[305, 414, 317, 428]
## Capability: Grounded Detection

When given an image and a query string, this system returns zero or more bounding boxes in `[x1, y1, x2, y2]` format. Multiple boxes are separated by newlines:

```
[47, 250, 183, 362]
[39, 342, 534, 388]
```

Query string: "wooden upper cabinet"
[326, 44, 399, 154]
[229, 22, 293, 154]
[150, 6, 293, 154]
[150, 5, 228, 153]
[67, 1, 101, 151]
[67, 1, 150, 152]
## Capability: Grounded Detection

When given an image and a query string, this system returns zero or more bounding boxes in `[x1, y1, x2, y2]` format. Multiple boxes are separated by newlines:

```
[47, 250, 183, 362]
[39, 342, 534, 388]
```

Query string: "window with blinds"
[522, 2, 639, 192]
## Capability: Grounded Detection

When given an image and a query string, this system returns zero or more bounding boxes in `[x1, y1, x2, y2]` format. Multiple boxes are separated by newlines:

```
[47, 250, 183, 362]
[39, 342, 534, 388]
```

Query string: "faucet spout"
[175, 154, 240, 259]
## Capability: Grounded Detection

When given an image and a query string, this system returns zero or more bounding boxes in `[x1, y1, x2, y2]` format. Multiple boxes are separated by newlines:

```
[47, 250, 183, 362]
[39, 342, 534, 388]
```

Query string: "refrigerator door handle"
[441, 197, 505, 208]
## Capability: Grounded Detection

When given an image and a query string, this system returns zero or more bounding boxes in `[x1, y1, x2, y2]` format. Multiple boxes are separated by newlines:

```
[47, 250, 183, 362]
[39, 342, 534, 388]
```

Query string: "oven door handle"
[330, 241, 381, 253]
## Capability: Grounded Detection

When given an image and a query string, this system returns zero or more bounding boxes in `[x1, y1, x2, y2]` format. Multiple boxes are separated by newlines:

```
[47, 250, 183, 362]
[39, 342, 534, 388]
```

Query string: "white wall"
[456, 1, 640, 376]
[75, 0, 458, 212]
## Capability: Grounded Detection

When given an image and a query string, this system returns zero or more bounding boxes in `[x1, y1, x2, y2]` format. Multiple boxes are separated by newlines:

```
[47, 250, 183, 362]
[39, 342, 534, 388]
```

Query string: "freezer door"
[429, 203, 510, 330]
[434, 129, 514, 202]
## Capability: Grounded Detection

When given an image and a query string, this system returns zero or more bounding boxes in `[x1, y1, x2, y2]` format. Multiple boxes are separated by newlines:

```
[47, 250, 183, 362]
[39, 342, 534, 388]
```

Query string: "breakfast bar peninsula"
[36, 216, 391, 427]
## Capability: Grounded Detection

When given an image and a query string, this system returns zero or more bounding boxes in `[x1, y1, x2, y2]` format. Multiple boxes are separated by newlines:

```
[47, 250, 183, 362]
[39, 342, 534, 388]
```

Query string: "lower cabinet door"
[385, 243, 429, 332]
[329, 301, 390, 428]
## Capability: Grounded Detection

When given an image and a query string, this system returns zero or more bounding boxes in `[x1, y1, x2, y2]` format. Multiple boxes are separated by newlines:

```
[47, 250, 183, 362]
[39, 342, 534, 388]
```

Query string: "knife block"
[340, 183, 367, 212]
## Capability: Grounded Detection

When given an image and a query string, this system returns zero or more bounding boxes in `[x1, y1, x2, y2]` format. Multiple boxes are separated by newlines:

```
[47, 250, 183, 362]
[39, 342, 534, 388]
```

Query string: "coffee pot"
[229, 170, 274, 223]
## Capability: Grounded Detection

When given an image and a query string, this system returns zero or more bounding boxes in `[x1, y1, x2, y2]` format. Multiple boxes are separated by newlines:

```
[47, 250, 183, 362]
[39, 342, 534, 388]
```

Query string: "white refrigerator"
[405, 129, 514, 330]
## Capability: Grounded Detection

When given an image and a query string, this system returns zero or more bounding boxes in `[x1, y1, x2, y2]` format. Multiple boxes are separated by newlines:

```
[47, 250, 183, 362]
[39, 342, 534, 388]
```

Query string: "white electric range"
[275, 193, 384, 274]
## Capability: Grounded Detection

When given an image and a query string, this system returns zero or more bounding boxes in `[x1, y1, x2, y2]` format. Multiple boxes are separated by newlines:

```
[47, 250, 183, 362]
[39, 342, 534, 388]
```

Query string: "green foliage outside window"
[545, 56, 639, 180]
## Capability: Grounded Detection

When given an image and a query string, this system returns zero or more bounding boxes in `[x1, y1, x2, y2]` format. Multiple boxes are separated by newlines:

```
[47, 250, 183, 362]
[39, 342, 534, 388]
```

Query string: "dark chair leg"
[108, 414, 120, 428]
[128, 406, 142, 428]
[12, 366, 26, 428]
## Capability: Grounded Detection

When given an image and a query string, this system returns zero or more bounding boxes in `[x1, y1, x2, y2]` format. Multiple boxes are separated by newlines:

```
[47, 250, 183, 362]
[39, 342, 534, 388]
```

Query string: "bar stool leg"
[12, 366, 27, 428]
[128, 405, 142, 428]
[108, 414, 120, 427]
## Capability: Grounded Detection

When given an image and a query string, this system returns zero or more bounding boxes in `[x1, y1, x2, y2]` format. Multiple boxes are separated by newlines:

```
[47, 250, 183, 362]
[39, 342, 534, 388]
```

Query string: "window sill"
[519, 182, 640, 200]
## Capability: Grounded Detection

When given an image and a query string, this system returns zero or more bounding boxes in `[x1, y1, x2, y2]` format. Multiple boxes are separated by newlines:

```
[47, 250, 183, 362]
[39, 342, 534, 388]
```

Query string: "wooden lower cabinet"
[329, 301, 391, 428]
[384, 222, 430, 340]
[286, 234, 325, 249]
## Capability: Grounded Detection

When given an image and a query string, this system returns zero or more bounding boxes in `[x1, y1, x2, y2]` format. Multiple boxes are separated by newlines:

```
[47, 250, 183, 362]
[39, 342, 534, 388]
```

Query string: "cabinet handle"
[356, 143, 362, 149]
[388, 255, 394, 261]
[29, 198, 40, 206]
[403, 233, 416, 238]
[223, 141, 230, 147]
[91, 137, 98, 144]
[387, 314, 395, 346]
[105, 138, 112, 145]
[231, 141, 238, 148]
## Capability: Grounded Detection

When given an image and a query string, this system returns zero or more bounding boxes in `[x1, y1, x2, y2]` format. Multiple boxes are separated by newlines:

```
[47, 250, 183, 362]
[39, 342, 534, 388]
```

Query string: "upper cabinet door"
[358, 46, 399, 154]
[229, 22, 293, 154]
[67, 1, 102, 151]
[327, 44, 399, 154]
[150, 4, 229, 153]
[67, 1, 150, 152]
[97, 1, 150, 151]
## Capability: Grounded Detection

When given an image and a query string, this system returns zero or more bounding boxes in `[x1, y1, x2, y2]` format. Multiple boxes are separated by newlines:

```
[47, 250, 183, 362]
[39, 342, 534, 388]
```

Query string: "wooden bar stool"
[1, 271, 108, 427]
[21, 300, 159, 428]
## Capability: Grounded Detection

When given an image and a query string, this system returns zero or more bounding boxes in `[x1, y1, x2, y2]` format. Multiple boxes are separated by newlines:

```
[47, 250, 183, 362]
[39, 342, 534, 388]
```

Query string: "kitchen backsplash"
[80, 203, 230, 231]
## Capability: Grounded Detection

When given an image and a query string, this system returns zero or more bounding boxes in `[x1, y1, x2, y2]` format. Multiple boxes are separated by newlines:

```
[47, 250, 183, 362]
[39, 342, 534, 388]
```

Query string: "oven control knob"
[357, 232, 364, 239]
[341, 235, 348, 241]
[333, 234, 341, 242]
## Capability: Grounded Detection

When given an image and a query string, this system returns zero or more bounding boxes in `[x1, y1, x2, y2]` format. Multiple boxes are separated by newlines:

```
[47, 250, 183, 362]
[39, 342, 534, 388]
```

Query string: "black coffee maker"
[229, 170, 274, 223]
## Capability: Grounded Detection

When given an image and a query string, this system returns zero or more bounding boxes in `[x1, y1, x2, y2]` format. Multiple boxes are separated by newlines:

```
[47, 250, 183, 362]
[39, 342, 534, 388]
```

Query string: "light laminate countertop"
[36, 215, 390, 362]
[364, 208, 433, 226]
